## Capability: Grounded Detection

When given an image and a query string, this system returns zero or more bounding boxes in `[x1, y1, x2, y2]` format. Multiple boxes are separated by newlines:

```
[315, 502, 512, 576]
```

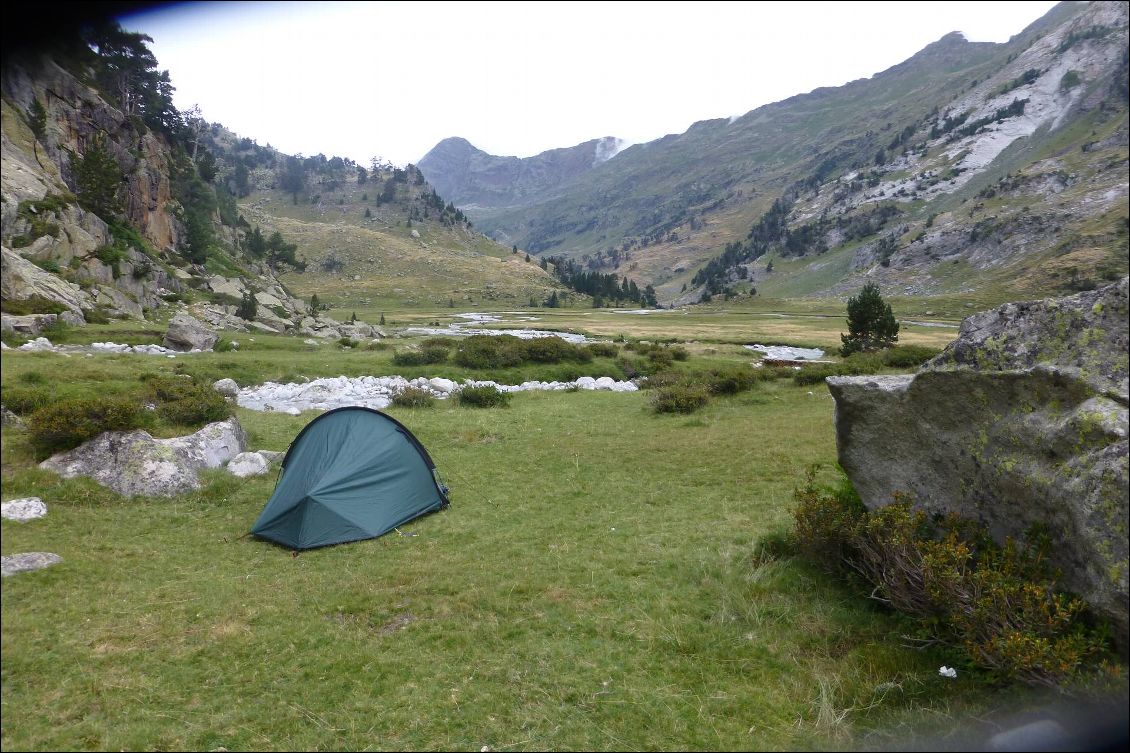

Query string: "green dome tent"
[251, 407, 449, 550]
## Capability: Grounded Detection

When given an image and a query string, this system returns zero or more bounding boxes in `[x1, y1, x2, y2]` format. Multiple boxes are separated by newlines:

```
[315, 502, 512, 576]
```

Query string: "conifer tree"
[840, 282, 899, 355]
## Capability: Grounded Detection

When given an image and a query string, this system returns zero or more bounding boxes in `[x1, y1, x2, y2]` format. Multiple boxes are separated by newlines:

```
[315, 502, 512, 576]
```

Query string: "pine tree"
[237, 291, 257, 321]
[73, 134, 122, 218]
[379, 313, 386, 326]
[840, 282, 899, 355]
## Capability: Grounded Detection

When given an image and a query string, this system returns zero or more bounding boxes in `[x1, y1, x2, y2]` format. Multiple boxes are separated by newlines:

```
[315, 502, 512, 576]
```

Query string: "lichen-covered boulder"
[827, 278, 1129, 649]
[162, 313, 217, 352]
[39, 417, 246, 497]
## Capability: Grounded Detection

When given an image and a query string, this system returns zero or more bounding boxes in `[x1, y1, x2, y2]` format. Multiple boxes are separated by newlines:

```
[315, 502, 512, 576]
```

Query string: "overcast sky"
[121, 1, 1060, 166]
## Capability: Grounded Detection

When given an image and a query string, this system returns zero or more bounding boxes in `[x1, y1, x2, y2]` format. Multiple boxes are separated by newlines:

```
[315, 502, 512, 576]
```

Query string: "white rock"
[213, 378, 240, 397]
[1, 497, 47, 522]
[227, 452, 270, 478]
[428, 377, 456, 394]
[18, 337, 54, 351]
[1, 552, 62, 577]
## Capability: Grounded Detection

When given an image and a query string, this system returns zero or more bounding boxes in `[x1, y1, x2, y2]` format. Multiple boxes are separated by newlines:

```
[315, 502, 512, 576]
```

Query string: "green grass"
[1, 327, 1109, 750]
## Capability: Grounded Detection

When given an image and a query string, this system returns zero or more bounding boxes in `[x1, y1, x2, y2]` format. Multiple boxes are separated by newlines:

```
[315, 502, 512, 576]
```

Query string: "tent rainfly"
[251, 407, 449, 549]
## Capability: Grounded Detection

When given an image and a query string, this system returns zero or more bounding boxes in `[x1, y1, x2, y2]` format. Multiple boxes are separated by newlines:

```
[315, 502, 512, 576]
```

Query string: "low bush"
[3, 386, 53, 415]
[364, 340, 389, 351]
[522, 336, 591, 363]
[420, 337, 457, 350]
[391, 386, 435, 408]
[651, 384, 709, 414]
[457, 384, 511, 408]
[143, 375, 231, 427]
[28, 396, 146, 455]
[640, 371, 687, 390]
[338, 337, 360, 349]
[792, 471, 1110, 687]
[392, 344, 449, 366]
[706, 367, 760, 395]
[586, 342, 619, 358]
[882, 344, 941, 368]
[454, 335, 524, 369]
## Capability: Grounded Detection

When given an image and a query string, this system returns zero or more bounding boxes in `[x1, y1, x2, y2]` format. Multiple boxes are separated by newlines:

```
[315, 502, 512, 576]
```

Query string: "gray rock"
[212, 378, 240, 398]
[39, 417, 246, 497]
[1, 497, 47, 522]
[1, 246, 92, 314]
[163, 313, 218, 352]
[1, 406, 26, 428]
[1, 552, 62, 577]
[828, 278, 1129, 650]
[2, 313, 59, 337]
[227, 451, 269, 478]
[258, 450, 284, 465]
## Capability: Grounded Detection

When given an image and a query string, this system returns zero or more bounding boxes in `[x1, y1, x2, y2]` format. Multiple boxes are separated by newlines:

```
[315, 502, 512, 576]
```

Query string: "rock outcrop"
[827, 278, 1129, 648]
[39, 417, 247, 497]
[163, 313, 218, 352]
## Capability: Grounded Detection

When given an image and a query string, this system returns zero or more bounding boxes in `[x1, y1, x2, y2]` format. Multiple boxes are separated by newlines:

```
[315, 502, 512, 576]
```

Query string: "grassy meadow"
[1, 311, 1117, 750]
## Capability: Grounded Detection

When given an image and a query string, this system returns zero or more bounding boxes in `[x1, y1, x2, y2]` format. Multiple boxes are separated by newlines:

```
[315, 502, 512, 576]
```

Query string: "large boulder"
[162, 313, 218, 352]
[827, 278, 1129, 649]
[39, 417, 246, 497]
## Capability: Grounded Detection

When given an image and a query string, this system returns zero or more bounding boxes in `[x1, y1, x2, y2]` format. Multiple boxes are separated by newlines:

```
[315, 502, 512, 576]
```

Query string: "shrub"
[420, 337, 456, 350]
[586, 342, 619, 358]
[3, 386, 53, 415]
[144, 375, 231, 427]
[214, 338, 238, 353]
[646, 349, 675, 370]
[29, 396, 146, 455]
[391, 386, 435, 408]
[392, 344, 449, 366]
[706, 367, 759, 395]
[453, 335, 524, 369]
[882, 345, 941, 368]
[651, 384, 709, 414]
[364, 340, 389, 351]
[791, 471, 1110, 687]
[640, 371, 687, 390]
[338, 337, 360, 349]
[458, 384, 511, 408]
[669, 345, 689, 361]
[521, 337, 591, 363]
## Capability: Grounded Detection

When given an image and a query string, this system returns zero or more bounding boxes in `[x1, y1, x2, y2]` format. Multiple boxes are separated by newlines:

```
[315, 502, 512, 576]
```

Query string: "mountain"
[419, 135, 626, 211]
[1, 28, 565, 340]
[421, 1, 1128, 305]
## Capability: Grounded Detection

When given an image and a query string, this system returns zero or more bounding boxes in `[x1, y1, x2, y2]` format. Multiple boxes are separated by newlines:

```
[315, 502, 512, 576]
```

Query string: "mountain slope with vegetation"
[423, 1, 1128, 306]
[1, 24, 564, 339]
